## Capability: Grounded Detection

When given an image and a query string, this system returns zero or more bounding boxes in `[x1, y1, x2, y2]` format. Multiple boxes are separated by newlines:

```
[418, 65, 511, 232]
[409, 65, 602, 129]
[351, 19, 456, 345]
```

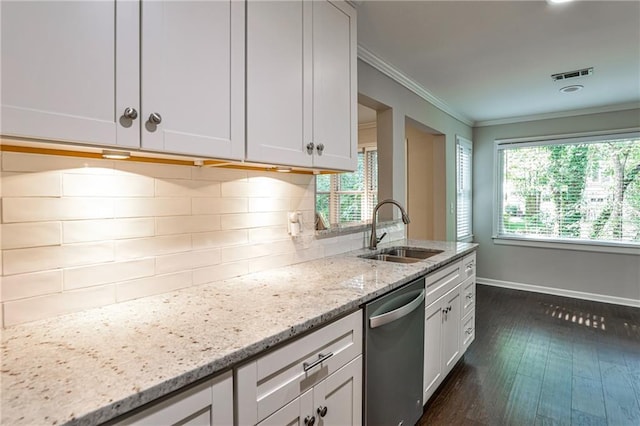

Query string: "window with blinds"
[495, 131, 640, 246]
[456, 136, 473, 241]
[316, 148, 378, 227]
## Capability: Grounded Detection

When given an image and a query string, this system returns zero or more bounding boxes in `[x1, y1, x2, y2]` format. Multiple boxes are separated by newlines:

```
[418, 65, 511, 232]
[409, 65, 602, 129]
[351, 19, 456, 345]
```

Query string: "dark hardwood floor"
[418, 284, 640, 426]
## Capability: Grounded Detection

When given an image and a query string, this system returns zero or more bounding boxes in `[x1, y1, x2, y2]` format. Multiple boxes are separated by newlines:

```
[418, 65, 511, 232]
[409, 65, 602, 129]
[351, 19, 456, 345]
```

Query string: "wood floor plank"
[502, 373, 542, 425]
[572, 341, 601, 380]
[600, 360, 640, 425]
[571, 409, 607, 426]
[537, 354, 572, 425]
[571, 375, 606, 419]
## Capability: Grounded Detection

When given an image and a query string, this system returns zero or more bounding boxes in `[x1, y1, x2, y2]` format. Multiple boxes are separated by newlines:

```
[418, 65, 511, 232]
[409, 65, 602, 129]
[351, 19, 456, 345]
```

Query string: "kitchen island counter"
[0, 239, 476, 425]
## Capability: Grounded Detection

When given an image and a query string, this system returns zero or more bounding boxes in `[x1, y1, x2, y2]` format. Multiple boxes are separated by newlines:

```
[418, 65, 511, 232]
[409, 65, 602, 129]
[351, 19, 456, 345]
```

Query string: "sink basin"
[359, 246, 444, 263]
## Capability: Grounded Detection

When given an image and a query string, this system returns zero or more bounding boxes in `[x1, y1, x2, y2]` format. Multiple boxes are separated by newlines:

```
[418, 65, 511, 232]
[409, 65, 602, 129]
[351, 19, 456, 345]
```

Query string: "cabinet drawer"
[236, 310, 362, 425]
[424, 260, 462, 306]
[462, 252, 476, 280]
[461, 276, 475, 318]
[461, 310, 475, 351]
[115, 370, 233, 426]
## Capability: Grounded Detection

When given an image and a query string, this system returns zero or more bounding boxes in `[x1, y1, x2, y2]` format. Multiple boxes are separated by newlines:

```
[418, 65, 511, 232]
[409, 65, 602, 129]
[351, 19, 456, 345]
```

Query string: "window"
[316, 148, 378, 228]
[495, 131, 640, 246]
[457, 136, 473, 241]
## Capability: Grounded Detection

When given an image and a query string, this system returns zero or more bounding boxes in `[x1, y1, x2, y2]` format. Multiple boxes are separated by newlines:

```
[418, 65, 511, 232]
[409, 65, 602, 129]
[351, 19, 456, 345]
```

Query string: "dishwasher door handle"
[369, 289, 425, 329]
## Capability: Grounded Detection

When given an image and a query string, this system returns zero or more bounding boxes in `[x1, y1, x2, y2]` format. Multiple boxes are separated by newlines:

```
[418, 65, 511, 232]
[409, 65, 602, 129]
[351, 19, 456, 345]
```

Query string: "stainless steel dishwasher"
[364, 277, 425, 425]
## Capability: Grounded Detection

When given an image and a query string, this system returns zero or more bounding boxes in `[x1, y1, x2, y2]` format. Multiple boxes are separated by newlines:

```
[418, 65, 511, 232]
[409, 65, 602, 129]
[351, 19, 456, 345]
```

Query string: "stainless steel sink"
[359, 246, 444, 263]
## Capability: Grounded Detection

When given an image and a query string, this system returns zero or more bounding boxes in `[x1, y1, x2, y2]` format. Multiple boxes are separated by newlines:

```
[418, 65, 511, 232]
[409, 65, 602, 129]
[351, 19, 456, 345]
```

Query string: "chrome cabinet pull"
[303, 352, 334, 372]
[123, 107, 138, 120]
[304, 415, 316, 425]
[316, 143, 325, 155]
[306, 142, 315, 155]
[149, 112, 162, 124]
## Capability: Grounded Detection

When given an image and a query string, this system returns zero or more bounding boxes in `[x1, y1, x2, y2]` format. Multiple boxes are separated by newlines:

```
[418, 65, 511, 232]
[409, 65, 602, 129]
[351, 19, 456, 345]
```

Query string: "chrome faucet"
[369, 199, 410, 250]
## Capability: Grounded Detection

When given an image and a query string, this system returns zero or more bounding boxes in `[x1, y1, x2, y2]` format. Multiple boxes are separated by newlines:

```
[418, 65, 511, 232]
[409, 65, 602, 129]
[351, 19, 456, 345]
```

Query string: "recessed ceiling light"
[559, 85, 584, 93]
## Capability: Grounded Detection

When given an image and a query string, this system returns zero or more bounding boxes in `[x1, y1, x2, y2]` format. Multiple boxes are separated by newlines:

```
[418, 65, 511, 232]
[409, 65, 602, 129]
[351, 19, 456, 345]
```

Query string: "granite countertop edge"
[1, 239, 477, 426]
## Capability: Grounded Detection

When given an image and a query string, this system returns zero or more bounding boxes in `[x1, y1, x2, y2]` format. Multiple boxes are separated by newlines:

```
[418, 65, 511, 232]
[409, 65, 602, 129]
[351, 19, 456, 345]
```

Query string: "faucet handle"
[376, 232, 387, 244]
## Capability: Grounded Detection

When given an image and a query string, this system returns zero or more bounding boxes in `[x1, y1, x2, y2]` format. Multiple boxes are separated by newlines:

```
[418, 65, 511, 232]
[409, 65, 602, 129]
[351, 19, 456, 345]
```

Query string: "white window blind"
[316, 148, 378, 227]
[456, 136, 473, 241]
[495, 131, 640, 246]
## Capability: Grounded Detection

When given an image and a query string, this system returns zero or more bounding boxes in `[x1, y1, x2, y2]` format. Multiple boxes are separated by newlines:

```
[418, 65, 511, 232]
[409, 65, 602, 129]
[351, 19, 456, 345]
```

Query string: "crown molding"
[475, 102, 640, 127]
[357, 44, 474, 127]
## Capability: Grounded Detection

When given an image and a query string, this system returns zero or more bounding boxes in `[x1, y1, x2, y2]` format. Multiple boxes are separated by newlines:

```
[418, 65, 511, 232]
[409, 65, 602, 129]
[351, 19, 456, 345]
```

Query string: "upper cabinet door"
[246, 0, 356, 171]
[1, 0, 140, 148]
[246, 0, 309, 168]
[311, 0, 357, 171]
[140, 0, 245, 160]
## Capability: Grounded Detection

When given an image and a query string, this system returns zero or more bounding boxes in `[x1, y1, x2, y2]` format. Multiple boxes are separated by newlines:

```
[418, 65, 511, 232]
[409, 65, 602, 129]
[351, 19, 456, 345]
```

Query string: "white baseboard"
[476, 277, 640, 308]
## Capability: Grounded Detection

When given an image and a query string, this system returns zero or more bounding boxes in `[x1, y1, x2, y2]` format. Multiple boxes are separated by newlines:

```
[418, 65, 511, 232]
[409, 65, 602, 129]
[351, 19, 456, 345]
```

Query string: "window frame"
[456, 135, 473, 242]
[492, 128, 640, 255]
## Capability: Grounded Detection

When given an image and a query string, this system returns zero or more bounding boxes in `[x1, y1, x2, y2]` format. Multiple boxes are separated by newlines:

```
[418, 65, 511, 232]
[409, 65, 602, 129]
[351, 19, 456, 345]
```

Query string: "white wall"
[473, 109, 640, 305]
[358, 60, 473, 239]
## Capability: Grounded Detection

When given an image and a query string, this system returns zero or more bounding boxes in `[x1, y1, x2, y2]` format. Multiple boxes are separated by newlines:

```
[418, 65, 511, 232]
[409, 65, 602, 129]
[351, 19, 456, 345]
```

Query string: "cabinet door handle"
[306, 142, 315, 155]
[317, 405, 328, 417]
[316, 143, 325, 155]
[123, 107, 138, 120]
[303, 352, 334, 372]
[304, 415, 316, 425]
[148, 112, 162, 125]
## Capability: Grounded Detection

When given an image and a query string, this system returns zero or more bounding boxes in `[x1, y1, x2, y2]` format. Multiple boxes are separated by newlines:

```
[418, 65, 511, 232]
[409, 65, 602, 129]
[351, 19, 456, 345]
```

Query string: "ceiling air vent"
[551, 67, 593, 82]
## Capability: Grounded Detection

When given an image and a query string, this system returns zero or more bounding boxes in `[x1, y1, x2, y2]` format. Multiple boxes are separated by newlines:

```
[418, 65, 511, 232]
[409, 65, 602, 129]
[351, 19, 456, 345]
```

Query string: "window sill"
[315, 219, 400, 240]
[492, 236, 640, 255]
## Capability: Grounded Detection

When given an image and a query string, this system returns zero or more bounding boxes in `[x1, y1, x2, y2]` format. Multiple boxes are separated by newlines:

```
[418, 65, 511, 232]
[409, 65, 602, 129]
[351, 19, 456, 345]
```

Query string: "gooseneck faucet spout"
[369, 199, 410, 250]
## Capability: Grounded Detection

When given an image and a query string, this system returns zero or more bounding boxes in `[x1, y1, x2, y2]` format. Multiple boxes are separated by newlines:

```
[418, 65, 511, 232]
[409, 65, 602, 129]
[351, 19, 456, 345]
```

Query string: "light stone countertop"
[0, 239, 477, 426]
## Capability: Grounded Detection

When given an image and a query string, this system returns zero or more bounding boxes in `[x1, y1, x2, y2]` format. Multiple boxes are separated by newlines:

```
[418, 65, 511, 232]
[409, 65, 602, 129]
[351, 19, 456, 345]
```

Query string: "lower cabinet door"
[423, 301, 444, 405]
[314, 355, 363, 426]
[258, 390, 313, 426]
[442, 287, 461, 375]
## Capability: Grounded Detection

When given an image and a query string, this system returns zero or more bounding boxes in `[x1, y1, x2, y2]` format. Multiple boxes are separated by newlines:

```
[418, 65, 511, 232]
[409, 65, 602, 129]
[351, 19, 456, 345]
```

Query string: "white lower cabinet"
[115, 370, 233, 426]
[236, 310, 363, 425]
[423, 251, 477, 406]
[258, 356, 363, 426]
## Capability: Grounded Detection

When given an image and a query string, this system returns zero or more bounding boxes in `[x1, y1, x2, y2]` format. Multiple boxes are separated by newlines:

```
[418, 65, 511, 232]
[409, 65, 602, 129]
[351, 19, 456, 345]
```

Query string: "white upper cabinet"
[246, 0, 357, 171]
[140, 1, 244, 159]
[1, 1, 139, 148]
[1, 0, 244, 160]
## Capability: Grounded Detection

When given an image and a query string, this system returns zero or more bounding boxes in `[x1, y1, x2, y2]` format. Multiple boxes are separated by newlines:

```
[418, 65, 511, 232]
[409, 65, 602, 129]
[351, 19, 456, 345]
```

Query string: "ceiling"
[355, 0, 640, 126]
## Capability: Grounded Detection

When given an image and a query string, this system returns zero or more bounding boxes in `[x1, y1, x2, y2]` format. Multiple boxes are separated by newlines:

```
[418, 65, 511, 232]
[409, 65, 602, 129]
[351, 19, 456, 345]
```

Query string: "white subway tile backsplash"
[155, 215, 220, 235]
[249, 198, 290, 213]
[192, 261, 248, 286]
[63, 173, 154, 197]
[192, 197, 247, 215]
[115, 235, 191, 260]
[63, 218, 155, 243]
[115, 161, 191, 179]
[1, 171, 62, 197]
[2, 222, 61, 249]
[221, 212, 286, 230]
[114, 197, 191, 217]
[191, 167, 247, 182]
[3, 197, 114, 223]
[155, 248, 221, 275]
[2, 285, 115, 326]
[64, 258, 155, 291]
[191, 230, 248, 250]
[155, 179, 221, 197]
[1, 270, 63, 301]
[115, 271, 192, 302]
[0, 151, 382, 326]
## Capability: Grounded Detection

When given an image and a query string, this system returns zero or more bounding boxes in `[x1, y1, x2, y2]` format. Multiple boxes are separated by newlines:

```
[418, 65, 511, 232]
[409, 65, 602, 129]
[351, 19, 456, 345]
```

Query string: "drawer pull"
[303, 352, 334, 372]
[466, 327, 473, 335]
[466, 293, 474, 300]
